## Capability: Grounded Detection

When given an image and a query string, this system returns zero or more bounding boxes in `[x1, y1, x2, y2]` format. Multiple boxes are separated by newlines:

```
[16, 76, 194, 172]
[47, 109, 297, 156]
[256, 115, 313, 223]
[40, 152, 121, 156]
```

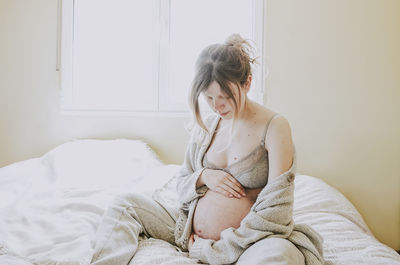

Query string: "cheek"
[205, 98, 214, 108]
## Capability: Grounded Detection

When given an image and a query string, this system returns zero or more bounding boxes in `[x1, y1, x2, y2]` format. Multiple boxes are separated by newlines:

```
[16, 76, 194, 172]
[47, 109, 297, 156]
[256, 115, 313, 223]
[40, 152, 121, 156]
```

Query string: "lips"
[220, 111, 230, 117]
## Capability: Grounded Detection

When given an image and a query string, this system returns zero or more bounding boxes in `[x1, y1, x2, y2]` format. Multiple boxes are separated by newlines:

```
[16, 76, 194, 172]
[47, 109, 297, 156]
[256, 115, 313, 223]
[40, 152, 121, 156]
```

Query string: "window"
[58, 0, 265, 115]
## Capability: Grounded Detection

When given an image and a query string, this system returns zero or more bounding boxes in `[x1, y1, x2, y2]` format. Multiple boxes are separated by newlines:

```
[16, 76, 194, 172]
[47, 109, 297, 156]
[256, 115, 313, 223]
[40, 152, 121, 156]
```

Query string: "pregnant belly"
[193, 188, 262, 240]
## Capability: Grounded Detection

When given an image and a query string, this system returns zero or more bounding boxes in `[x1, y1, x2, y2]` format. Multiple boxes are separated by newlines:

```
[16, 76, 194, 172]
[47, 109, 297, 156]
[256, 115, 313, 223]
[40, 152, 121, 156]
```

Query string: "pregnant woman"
[188, 36, 292, 242]
[90, 35, 324, 265]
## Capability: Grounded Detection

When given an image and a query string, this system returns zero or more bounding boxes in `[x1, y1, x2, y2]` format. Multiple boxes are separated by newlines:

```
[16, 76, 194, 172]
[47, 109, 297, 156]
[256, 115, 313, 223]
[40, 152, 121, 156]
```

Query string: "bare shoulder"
[255, 106, 289, 128]
[265, 114, 293, 149]
[251, 105, 293, 143]
[251, 104, 276, 124]
[264, 114, 294, 177]
[268, 115, 292, 138]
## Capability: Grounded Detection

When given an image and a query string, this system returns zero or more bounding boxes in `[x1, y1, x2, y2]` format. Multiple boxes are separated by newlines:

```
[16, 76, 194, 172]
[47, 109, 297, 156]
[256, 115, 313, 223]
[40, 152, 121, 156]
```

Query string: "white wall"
[0, 0, 399, 250]
[0, 0, 189, 166]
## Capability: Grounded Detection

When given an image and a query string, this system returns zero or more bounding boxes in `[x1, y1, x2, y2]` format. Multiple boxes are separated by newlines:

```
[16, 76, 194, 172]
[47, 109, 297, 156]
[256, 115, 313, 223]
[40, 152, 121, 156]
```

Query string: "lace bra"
[202, 114, 279, 189]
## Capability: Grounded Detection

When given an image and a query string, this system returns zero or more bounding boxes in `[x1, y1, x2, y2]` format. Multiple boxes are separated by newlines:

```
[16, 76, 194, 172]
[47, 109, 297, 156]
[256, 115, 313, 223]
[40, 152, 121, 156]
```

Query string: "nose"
[214, 98, 225, 112]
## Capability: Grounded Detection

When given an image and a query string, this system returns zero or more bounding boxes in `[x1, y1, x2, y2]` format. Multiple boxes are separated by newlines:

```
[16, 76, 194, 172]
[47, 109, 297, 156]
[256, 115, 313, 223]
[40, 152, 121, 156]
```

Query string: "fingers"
[204, 169, 246, 198]
[216, 186, 233, 198]
[224, 176, 246, 197]
[220, 183, 243, 198]
[217, 182, 246, 198]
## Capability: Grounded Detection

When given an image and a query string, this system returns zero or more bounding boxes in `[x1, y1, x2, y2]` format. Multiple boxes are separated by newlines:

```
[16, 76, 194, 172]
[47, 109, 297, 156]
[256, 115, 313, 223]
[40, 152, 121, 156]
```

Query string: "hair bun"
[225, 33, 246, 47]
[224, 34, 257, 64]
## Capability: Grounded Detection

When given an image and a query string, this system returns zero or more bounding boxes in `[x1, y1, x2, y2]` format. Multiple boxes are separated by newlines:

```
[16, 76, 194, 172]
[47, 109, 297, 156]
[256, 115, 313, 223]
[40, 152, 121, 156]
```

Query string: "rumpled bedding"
[0, 139, 399, 265]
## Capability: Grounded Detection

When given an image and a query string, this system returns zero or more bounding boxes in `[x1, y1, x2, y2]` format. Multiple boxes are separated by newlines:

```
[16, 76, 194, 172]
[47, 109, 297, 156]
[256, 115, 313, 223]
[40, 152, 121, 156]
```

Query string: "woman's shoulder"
[263, 111, 294, 153]
[253, 104, 293, 145]
[258, 107, 295, 176]
[252, 103, 289, 126]
[267, 115, 292, 140]
[252, 105, 281, 125]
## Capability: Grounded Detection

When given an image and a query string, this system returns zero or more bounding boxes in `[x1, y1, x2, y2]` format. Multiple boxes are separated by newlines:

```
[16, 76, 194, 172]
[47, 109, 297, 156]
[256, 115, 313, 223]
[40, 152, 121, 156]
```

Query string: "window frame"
[57, 0, 266, 117]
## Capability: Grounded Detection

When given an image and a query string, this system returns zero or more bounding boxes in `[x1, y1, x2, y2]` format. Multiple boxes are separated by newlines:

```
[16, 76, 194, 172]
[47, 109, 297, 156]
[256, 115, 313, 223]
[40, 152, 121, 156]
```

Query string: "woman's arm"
[175, 140, 208, 209]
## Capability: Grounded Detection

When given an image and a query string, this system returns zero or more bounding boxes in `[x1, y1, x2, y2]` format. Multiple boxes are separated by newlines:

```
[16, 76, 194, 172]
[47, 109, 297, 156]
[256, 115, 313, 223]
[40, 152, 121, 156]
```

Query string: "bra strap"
[261, 113, 280, 145]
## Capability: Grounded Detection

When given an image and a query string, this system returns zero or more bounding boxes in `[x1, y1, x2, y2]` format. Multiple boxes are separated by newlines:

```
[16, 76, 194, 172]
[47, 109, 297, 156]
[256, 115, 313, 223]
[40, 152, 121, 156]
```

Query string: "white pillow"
[41, 139, 163, 189]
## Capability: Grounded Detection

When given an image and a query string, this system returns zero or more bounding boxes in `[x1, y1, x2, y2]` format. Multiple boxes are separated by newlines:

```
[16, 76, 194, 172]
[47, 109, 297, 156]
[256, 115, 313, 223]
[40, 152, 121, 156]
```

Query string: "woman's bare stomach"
[192, 187, 262, 240]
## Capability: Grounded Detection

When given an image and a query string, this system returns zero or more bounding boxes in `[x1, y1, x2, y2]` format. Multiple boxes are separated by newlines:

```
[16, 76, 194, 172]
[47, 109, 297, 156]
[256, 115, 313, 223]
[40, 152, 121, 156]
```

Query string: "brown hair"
[189, 34, 257, 132]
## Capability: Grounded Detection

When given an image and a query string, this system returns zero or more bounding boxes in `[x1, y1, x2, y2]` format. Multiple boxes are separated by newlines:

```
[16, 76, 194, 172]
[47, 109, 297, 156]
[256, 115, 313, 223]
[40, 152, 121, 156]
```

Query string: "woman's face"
[203, 81, 237, 120]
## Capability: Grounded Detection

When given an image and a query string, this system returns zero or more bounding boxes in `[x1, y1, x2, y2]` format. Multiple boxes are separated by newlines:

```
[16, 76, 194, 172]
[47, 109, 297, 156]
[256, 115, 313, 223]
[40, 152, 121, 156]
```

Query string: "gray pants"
[91, 193, 178, 265]
[90, 193, 305, 265]
[235, 237, 305, 265]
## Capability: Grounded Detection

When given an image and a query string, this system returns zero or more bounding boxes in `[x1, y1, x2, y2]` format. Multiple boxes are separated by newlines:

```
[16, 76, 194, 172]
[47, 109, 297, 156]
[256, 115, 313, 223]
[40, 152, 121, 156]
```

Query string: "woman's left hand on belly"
[199, 168, 246, 198]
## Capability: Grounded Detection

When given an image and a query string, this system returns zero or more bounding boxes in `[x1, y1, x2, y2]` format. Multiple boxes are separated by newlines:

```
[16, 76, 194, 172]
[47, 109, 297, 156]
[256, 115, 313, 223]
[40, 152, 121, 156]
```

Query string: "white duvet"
[0, 139, 399, 265]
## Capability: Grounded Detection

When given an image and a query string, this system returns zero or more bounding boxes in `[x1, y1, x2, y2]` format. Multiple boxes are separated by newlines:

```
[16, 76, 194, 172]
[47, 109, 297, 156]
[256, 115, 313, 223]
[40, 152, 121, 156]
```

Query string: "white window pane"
[72, 0, 158, 111]
[163, 0, 254, 112]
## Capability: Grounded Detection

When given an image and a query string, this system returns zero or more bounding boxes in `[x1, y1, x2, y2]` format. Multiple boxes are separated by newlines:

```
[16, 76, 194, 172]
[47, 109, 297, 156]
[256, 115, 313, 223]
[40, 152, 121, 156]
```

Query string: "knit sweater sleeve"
[189, 168, 296, 265]
[175, 125, 209, 209]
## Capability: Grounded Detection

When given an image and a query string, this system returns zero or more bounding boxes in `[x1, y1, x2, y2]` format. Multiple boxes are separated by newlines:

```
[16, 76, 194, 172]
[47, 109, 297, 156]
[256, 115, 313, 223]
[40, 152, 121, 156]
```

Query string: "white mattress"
[0, 139, 399, 265]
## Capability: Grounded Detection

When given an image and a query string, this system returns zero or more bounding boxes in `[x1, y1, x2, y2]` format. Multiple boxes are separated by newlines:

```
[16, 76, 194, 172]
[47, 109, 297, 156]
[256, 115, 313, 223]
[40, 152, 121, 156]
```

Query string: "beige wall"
[265, 0, 400, 250]
[0, 0, 399, 250]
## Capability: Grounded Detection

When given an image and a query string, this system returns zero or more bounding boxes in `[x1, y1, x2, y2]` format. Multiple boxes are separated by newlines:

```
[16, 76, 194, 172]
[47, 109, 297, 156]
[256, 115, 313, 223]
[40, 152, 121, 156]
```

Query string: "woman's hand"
[199, 168, 246, 198]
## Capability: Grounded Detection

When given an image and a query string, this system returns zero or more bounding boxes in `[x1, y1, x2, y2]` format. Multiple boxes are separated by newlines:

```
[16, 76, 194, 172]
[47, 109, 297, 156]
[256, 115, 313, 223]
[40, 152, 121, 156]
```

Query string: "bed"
[0, 139, 399, 265]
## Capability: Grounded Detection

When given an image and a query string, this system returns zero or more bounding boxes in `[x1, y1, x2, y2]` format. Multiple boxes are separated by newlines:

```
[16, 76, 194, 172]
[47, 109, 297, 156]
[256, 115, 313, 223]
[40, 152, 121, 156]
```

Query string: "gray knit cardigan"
[174, 115, 324, 265]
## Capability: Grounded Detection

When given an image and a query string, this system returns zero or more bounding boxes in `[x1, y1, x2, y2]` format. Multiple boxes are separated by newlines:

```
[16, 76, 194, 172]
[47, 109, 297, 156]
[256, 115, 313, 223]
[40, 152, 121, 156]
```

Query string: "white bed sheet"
[0, 139, 399, 265]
